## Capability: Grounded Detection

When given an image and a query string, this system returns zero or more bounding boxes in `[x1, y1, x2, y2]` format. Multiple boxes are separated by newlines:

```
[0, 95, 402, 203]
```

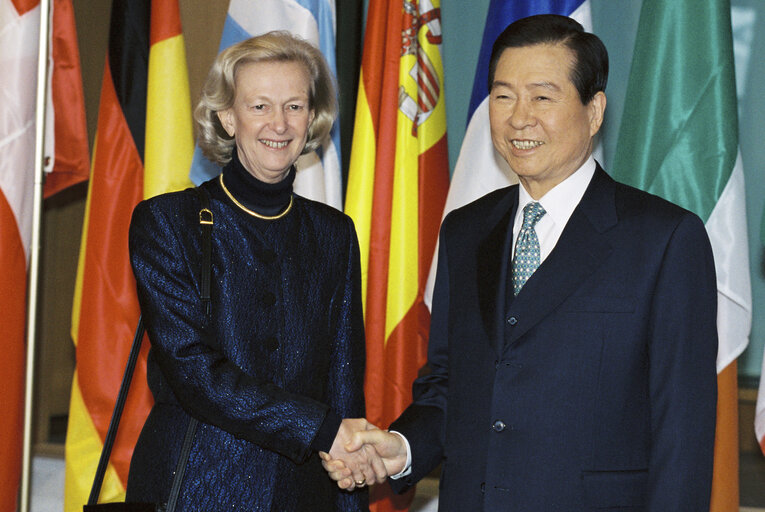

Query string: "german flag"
[344, 1, 449, 510]
[64, 1, 192, 509]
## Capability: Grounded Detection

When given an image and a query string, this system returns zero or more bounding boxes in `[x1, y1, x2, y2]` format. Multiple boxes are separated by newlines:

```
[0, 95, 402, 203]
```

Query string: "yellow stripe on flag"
[70, 136, 98, 345]
[64, 370, 125, 510]
[345, 76, 376, 313]
[144, 33, 193, 198]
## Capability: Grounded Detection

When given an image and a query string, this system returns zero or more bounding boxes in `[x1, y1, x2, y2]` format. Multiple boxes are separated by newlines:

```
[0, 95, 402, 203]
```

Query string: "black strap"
[194, 187, 213, 313]
[87, 316, 146, 505]
[88, 187, 214, 509]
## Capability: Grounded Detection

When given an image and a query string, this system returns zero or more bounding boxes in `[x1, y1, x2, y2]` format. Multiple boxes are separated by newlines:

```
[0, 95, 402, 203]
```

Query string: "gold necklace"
[219, 174, 294, 220]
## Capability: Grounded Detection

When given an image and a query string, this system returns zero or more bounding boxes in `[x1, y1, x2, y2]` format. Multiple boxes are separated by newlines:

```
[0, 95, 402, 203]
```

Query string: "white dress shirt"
[512, 156, 596, 263]
[390, 156, 597, 479]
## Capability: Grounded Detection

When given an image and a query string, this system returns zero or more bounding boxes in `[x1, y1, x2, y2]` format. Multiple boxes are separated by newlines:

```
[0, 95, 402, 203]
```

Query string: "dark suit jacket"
[125, 179, 368, 512]
[390, 165, 718, 511]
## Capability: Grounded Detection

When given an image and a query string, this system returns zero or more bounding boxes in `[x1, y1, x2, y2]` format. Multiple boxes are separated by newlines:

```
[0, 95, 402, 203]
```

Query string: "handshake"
[319, 418, 408, 491]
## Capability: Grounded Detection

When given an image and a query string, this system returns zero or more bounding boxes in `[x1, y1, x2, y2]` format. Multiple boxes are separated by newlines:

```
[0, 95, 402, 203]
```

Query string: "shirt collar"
[517, 156, 596, 227]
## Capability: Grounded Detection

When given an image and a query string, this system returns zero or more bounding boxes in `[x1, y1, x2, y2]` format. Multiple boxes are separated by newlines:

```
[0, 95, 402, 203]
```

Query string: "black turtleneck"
[220, 148, 296, 217]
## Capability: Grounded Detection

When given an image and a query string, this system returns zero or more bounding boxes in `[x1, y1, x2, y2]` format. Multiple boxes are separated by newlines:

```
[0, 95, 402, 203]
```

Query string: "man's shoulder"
[444, 185, 516, 225]
[610, 177, 700, 225]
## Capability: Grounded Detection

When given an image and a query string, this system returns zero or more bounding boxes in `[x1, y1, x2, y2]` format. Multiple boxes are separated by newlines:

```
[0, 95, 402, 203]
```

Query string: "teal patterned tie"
[512, 202, 546, 296]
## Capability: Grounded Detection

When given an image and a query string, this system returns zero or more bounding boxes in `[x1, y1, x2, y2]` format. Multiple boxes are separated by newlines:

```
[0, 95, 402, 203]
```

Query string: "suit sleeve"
[129, 199, 333, 464]
[326, 219, 368, 512]
[389, 221, 452, 492]
[646, 212, 718, 511]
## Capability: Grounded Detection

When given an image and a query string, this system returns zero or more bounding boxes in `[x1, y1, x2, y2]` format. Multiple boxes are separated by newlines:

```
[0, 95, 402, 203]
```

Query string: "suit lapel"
[505, 166, 618, 346]
[476, 187, 518, 355]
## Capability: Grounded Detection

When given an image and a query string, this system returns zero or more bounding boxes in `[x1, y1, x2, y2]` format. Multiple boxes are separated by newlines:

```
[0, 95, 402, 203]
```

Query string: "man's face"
[489, 43, 605, 199]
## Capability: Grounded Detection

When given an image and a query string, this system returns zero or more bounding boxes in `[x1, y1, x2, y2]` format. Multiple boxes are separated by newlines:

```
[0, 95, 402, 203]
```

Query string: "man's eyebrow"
[491, 80, 513, 89]
[529, 81, 561, 92]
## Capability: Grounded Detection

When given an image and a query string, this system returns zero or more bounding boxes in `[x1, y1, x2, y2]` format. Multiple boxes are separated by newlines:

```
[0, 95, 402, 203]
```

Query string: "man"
[324, 14, 718, 511]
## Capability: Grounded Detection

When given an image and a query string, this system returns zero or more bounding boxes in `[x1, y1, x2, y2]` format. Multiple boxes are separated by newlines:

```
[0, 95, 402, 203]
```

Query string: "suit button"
[262, 291, 276, 307]
[506, 316, 518, 326]
[492, 420, 506, 432]
[264, 336, 279, 352]
[261, 249, 277, 264]
[480, 482, 485, 493]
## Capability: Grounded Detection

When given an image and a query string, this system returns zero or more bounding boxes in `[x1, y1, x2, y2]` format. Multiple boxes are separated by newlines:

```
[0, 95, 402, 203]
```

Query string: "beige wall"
[34, 0, 229, 449]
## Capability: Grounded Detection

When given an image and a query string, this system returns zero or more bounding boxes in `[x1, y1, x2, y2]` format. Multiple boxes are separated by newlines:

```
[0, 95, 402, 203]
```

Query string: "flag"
[759, 203, 765, 455]
[611, 1, 751, 509]
[0, 0, 88, 508]
[64, 1, 193, 509]
[424, 0, 593, 306]
[344, 0, 449, 510]
[188, 0, 343, 210]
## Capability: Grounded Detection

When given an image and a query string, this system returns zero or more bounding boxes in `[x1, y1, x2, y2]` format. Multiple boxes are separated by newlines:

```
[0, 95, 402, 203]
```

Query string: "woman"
[125, 32, 376, 511]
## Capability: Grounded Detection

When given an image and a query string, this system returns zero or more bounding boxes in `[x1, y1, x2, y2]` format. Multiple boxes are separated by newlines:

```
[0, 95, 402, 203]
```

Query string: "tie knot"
[522, 202, 546, 230]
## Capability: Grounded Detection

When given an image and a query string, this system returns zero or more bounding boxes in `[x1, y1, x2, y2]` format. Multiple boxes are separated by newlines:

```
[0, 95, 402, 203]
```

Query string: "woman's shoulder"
[293, 195, 354, 228]
[132, 187, 200, 222]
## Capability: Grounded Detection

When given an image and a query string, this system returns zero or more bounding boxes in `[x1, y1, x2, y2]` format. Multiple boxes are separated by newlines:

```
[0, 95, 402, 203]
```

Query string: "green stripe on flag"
[612, 0, 738, 223]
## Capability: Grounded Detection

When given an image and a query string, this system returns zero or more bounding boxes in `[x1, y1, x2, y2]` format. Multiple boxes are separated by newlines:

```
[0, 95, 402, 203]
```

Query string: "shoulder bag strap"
[87, 187, 214, 509]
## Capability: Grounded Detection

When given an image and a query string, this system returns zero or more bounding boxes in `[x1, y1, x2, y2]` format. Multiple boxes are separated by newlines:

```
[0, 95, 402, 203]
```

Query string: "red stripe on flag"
[150, 0, 182, 45]
[76, 59, 151, 486]
[45, 0, 90, 198]
[11, 0, 37, 16]
[0, 190, 27, 512]
[362, 0, 406, 427]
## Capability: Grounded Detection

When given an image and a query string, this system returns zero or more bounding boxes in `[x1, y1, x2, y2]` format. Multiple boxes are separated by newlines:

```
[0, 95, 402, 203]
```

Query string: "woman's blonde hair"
[194, 31, 337, 165]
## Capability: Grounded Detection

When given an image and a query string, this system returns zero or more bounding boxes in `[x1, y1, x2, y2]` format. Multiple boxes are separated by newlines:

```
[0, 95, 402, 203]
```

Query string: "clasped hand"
[319, 418, 407, 491]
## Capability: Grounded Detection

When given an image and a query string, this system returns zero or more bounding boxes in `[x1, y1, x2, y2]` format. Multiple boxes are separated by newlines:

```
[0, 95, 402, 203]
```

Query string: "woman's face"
[217, 60, 315, 183]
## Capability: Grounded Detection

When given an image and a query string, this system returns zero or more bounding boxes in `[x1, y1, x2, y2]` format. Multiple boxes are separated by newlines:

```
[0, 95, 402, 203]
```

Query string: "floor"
[29, 454, 765, 512]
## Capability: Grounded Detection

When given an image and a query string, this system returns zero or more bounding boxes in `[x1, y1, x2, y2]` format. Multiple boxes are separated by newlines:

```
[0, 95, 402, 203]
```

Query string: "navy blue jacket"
[391, 166, 718, 511]
[125, 177, 367, 511]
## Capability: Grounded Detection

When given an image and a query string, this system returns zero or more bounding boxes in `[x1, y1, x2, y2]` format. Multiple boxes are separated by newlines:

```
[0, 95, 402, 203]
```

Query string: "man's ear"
[588, 91, 607, 137]
[217, 109, 235, 137]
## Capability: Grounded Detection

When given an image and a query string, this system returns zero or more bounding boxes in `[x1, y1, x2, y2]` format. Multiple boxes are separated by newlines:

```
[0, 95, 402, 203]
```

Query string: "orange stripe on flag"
[150, 0, 182, 44]
[0, 190, 26, 512]
[710, 362, 739, 512]
[11, 0, 37, 15]
[45, 0, 90, 198]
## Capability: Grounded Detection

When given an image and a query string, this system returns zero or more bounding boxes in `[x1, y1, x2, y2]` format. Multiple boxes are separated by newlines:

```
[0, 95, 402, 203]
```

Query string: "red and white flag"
[0, 0, 88, 509]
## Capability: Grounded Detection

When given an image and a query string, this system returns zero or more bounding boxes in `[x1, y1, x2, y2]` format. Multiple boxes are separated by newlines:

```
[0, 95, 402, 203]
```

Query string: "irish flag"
[64, 1, 193, 509]
[611, 1, 751, 509]
[344, 0, 449, 510]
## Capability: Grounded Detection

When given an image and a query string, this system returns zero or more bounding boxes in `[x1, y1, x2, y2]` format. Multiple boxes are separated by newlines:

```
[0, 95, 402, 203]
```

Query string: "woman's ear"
[217, 109, 235, 137]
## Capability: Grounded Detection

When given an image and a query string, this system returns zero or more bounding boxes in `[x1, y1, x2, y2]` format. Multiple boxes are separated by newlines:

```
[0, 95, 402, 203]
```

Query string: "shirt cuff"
[388, 430, 412, 479]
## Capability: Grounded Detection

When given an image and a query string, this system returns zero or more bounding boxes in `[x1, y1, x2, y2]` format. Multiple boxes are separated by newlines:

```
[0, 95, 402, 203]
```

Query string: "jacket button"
[262, 291, 276, 307]
[492, 420, 506, 432]
[264, 336, 279, 352]
[480, 482, 485, 493]
[261, 249, 277, 264]
[506, 316, 518, 326]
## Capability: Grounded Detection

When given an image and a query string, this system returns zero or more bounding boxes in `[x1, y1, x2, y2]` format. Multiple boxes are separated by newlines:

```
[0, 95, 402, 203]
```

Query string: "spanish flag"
[64, 1, 193, 509]
[345, 1, 449, 510]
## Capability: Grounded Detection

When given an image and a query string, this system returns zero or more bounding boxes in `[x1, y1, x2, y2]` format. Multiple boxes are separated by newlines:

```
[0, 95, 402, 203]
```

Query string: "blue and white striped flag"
[190, 0, 342, 210]
[425, 0, 592, 306]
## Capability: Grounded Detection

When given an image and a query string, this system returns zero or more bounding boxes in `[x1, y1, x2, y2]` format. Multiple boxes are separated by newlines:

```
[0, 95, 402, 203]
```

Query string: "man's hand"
[318, 418, 387, 491]
[321, 423, 408, 490]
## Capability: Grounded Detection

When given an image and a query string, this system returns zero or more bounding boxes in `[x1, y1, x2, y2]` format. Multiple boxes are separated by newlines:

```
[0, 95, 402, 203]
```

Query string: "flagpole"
[20, 0, 51, 510]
